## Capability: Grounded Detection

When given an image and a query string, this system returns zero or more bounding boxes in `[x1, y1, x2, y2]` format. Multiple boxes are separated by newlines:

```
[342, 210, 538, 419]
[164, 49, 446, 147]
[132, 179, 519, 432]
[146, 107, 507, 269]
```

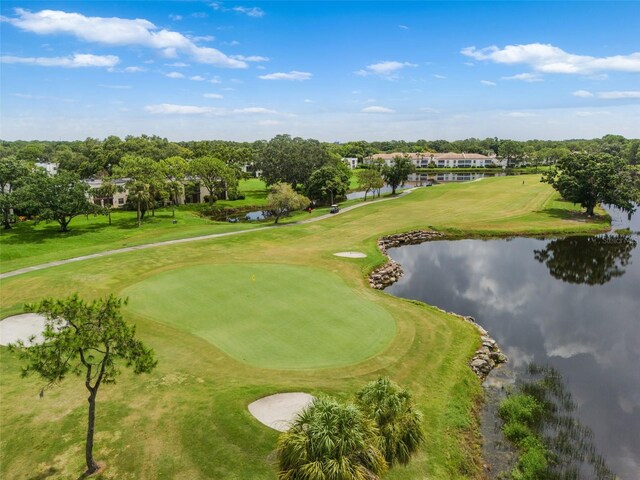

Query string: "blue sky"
[1, 1, 639, 141]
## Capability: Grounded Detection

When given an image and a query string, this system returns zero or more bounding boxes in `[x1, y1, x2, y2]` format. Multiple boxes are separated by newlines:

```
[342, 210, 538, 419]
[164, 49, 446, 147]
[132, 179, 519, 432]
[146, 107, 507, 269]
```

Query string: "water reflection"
[534, 235, 637, 285]
[386, 232, 640, 478]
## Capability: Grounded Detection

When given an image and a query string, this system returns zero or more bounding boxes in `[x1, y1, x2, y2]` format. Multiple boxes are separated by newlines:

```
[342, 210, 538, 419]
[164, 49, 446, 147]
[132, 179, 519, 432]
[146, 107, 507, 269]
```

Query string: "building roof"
[433, 152, 492, 160]
[369, 152, 433, 160]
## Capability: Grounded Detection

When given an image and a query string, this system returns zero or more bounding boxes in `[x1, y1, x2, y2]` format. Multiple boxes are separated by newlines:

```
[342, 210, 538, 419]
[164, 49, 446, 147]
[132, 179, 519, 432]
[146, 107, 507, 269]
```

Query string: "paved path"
[0, 188, 418, 280]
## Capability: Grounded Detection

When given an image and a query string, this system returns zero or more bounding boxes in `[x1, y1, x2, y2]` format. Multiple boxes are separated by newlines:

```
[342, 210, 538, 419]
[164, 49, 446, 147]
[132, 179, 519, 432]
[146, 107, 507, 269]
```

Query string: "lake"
[385, 208, 639, 478]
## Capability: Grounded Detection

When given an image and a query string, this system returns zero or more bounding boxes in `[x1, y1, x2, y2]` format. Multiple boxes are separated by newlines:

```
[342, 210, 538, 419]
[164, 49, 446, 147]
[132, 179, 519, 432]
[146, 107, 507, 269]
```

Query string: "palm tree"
[355, 378, 424, 466]
[276, 397, 387, 480]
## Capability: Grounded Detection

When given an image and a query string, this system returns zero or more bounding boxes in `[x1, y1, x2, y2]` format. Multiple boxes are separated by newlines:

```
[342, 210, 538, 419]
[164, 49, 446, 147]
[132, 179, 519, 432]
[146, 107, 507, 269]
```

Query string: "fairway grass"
[0, 176, 612, 479]
[124, 264, 396, 369]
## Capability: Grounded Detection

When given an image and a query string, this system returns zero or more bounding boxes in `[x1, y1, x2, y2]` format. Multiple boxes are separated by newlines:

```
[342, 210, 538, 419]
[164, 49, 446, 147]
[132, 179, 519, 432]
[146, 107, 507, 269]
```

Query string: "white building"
[365, 152, 434, 169]
[342, 157, 359, 169]
[432, 152, 496, 168]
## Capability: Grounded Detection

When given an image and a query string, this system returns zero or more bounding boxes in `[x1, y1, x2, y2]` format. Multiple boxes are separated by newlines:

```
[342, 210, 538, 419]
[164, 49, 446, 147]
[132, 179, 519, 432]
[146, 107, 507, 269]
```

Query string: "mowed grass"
[0, 176, 612, 479]
[124, 264, 395, 369]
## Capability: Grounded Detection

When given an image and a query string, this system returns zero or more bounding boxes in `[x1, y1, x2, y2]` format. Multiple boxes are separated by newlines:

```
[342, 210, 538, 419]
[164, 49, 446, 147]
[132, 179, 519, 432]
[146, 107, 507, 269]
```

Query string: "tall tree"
[189, 156, 237, 203]
[159, 156, 188, 216]
[542, 153, 639, 216]
[355, 377, 424, 466]
[383, 156, 415, 195]
[266, 183, 310, 223]
[0, 156, 30, 229]
[357, 168, 384, 201]
[22, 171, 100, 231]
[257, 134, 331, 188]
[10, 294, 157, 476]
[276, 397, 387, 480]
[114, 155, 162, 226]
[305, 164, 350, 205]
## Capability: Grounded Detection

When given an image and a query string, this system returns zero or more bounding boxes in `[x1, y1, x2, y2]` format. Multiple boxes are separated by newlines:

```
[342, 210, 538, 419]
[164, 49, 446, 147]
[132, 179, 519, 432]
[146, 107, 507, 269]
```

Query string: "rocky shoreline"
[369, 230, 507, 379]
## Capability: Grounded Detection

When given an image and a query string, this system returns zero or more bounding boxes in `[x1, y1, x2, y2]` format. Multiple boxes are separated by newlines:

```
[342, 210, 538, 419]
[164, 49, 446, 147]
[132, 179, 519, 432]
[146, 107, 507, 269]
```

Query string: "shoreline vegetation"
[0, 176, 611, 479]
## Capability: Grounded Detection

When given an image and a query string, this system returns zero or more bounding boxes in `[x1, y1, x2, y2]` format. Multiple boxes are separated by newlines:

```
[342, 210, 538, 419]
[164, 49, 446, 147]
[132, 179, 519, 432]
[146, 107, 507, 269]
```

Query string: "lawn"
[123, 263, 396, 369]
[0, 175, 611, 479]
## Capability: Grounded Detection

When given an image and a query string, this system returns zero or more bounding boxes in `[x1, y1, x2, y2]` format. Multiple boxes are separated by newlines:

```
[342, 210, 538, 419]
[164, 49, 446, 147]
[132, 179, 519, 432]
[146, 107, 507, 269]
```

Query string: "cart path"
[1, 188, 419, 280]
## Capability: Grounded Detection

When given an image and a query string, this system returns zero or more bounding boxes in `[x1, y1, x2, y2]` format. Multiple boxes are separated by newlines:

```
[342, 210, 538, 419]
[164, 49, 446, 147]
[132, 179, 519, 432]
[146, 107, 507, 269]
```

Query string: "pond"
[385, 208, 639, 478]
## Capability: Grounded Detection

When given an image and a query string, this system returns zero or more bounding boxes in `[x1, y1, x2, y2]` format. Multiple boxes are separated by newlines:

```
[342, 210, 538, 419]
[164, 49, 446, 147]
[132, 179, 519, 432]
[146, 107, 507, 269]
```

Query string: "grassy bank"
[0, 176, 610, 479]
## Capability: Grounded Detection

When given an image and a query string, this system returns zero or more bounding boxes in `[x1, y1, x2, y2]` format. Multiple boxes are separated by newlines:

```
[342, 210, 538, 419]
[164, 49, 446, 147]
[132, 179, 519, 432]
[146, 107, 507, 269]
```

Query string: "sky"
[1, 1, 639, 142]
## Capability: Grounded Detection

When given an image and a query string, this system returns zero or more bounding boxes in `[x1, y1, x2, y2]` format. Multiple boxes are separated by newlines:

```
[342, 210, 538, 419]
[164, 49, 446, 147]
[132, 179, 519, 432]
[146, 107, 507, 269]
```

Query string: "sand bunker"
[333, 251, 367, 258]
[248, 392, 315, 431]
[0, 313, 48, 346]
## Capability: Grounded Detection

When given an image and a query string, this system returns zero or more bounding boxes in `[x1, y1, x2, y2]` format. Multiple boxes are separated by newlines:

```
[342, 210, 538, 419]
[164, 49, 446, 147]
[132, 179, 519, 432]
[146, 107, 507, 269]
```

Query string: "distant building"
[432, 152, 496, 168]
[342, 157, 359, 169]
[365, 152, 434, 168]
[86, 178, 130, 208]
[35, 162, 58, 176]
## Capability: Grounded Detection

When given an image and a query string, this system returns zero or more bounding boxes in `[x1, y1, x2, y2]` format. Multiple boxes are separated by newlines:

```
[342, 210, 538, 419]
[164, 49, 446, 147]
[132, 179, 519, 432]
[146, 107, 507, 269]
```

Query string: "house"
[431, 152, 496, 168]
[86, 178, 130, 208]
[342, 157, 359, 169]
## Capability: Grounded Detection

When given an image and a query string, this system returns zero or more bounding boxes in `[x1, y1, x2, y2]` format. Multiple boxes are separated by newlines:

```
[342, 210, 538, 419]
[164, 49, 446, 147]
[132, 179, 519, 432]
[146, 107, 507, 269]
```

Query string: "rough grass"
[0, 175, 611, 479]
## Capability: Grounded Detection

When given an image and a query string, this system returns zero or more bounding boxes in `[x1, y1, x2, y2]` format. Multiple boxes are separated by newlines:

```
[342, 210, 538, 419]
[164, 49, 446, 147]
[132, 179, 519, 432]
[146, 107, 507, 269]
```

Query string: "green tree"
[257, 134, 331, 188]
[266, 183, 310, 223]
[189, 156, 237, 203]
[305, 164, 350, 205]
[542, 153, 639, 216]
[22, 171, 99, 231]
[10, 294, 157, 476]
[383, 156, 415, 195]
[357, 168, 384, 201]
[276, 397, 387, 480]
[114, 155, 162, 226]
[498, 140, 524, 167]
[92, 179, 121, 225]
[0, 156, 30, 229]
[355, 377, 424, 466]
[159, 156, 188, 216]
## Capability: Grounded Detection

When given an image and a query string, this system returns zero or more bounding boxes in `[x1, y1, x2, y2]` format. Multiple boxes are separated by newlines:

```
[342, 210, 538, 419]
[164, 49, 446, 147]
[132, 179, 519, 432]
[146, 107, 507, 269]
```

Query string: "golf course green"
[124, 264, 396, 369]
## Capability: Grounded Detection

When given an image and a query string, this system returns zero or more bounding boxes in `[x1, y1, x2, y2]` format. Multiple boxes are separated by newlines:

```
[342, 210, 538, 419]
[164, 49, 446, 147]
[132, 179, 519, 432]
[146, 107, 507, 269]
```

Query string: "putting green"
[123, 264, 396, 369]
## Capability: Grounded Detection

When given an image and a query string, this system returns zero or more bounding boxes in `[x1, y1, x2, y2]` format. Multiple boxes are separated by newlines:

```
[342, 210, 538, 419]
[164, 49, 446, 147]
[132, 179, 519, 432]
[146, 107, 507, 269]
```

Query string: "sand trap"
[333, 251, 367, 258]
[248, 392, 315, 432]
[0, 313, 48, 346]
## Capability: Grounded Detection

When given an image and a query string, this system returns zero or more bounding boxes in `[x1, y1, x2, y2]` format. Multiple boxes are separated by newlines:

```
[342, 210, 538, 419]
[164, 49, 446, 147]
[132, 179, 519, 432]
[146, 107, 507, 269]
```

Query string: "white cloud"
[210, 76, 221, 84]
[420, 107, 441, 113]
[355, 60, 417, 77]
[124, 66, 145, 73]
[573, 89, 594, 98]
[4, 8, 247, 68]
[203, 93, 223, 99]
[165, 71, 185, 79]
[0, 53, 119, 68]
[505, 112, 537, 118]
[231, 55, 269, 62]
[433, 74, 446, 79]
[399, 25, 409, 30]
[258, 71, 312, 81]
[166, 62, 189, 67]
[232, 6, 265, 18]
[169, 14, 182, 21]
[258, 120, 284, 126]
[190, 75, 205, 81]
[481, 80, 496, 86]
[190, 35, 215, 42]
[501, 72, 543, 82]
[361, 106, 395, 113]
[233, 107, 279, 114]
[304, 99, 314, 103]
[145, 104, 216, 115]
[597, 90, 640, 99]
[461, 43, 640, 74]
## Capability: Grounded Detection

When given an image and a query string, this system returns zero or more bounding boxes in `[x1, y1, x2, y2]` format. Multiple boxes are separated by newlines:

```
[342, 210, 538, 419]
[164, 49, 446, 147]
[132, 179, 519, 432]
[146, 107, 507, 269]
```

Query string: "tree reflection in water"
[534, 235, 637, 285]
[502, 364, 615, 480]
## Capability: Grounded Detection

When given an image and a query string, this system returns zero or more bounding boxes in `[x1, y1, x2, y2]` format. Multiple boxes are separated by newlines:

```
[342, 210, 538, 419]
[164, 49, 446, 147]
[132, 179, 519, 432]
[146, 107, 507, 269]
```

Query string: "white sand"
[333, 251, 367, 258]
[0, 313, 48, 346]
[248, 392, 315, 432]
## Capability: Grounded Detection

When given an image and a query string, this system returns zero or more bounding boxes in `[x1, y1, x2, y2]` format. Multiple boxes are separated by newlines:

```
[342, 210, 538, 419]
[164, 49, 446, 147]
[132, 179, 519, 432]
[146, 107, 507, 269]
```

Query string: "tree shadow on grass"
[536, 205, 605, 223]
[0, 221, 114, 245]
[27, 466, 60, 480]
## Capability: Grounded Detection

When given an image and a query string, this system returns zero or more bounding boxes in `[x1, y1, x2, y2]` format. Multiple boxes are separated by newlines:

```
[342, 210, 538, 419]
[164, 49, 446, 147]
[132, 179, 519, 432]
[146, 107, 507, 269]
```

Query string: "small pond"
[385, 207, 639, 478]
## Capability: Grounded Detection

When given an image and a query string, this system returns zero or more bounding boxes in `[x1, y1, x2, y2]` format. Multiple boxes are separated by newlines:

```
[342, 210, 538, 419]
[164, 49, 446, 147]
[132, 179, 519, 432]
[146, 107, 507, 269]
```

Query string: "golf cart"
[330, 204, 340, 214]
